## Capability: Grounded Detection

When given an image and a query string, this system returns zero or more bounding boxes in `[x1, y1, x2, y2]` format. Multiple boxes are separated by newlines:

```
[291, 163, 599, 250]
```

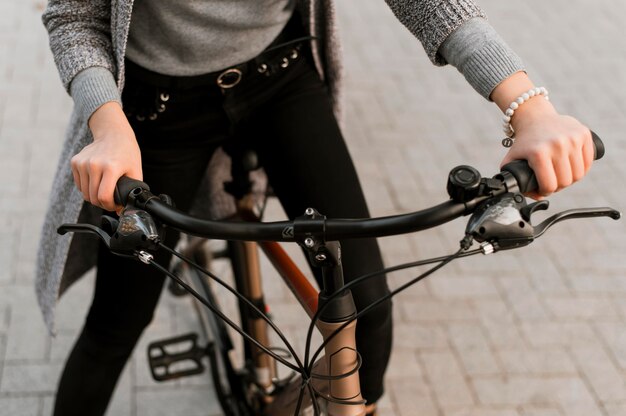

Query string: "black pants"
[54, 39, 392, 416]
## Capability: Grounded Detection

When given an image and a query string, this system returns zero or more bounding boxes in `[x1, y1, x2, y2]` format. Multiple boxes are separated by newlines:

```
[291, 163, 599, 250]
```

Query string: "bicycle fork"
[313, 241, 366, 416]
[245, 204, 367, 415]
[260, 238, 366, 416]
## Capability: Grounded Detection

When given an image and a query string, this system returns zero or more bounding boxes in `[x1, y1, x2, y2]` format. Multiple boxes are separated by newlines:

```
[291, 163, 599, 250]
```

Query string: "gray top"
[41, 0, 521, 333]
[126, 0, 296, 76]
[71, 15, 523, 122]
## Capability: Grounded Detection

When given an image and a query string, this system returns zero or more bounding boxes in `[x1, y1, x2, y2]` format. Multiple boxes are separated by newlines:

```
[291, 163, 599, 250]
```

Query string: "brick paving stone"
[387, 377, 438, 416]
[566, 271, 626, 295]
[401, 299, 477, 322]
[552, 377, 605, 416]
[519, 406, 563, 416]
[446, 322, 502, 376]
[471, 376, 603, 415]
[41, 396, 55, 416]
[4, 290, 48, 361]
[0, 362, 63, 394]
[372, 393, 394, 416]
[429, 275, 499, 299]
[385, 348, 423, 379]
[0, 332, 5, 382]
[496, 276, 551, 322]
[612, 297, 626, 320]
[0, 307, 8, 334]
[135, 387, 223, 416]
[520, 321, 598, 348]
[445, 408, 518, 416]
[48, 331, 75, 363]
[0, 228, 18, 285]
[454, 348, 501, 377]
[106, 364, 133, 416]
[543, 296, 620, 321]
[497, 347, 577, 376]
[16, 221, 43, 273]
[52, 270, 94, 333]
[446, 323, 492, 350]
[0, 396, 40, 416]
[392, 322, 448, 350]
[15, 258, 37, 286]
[515, 253, 572, 296]
[570, 344, 626, 403]
[1, 83, 36, 127]
[420, 350, 475, 411]
[560, 250, 626, 276]
[604, 403, 626, 416]
[594, 322, 626, 371]
[472, 298, 524, 348]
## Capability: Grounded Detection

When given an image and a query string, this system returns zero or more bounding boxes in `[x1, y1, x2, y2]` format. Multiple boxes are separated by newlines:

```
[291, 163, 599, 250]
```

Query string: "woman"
[38, 1, 593, 415]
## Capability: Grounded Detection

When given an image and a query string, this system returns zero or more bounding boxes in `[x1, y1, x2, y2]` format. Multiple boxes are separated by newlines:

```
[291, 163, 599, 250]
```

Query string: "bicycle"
[58, 133, 619, 416]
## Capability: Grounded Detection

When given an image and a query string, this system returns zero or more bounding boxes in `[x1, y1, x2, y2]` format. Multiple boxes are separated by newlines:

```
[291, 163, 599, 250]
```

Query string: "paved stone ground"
[1, 0, 625, 415]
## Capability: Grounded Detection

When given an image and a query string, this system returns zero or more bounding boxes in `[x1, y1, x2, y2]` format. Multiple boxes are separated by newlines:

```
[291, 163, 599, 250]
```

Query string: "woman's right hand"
[71, 102, 142, 212]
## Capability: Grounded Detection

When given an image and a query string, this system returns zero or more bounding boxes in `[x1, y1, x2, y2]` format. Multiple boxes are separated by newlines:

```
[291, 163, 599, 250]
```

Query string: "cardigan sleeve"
[70, 67, 122, 121]
[384, 1, 525, 100]
[42, 0, 117, 93]
[438, 17, 525, 99]
[384, 0, 487, 65]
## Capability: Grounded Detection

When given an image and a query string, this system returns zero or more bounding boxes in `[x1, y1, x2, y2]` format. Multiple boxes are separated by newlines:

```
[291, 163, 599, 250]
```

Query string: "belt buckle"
[216, 68, 242, 89]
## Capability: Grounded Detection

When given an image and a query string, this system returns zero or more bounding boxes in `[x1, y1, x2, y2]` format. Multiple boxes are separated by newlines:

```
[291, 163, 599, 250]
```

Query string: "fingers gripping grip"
[114, 176, 150, 206]
[501, 131, 604, 194]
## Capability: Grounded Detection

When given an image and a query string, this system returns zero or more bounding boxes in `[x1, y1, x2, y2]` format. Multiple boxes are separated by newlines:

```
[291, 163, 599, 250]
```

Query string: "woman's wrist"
[88, 101, 134, 141]
[490, 71, 535, 111]
[508, 94, 557, 132]
[490, 71, 558, 135]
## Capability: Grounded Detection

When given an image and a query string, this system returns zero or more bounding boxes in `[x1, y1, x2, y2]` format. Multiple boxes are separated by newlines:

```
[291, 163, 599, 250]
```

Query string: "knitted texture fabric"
[385, 0, 486, 65]
[38, 0, 487, 333]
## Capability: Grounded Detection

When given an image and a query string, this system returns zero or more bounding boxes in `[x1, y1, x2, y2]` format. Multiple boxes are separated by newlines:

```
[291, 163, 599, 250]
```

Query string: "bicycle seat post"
[224, 146, 259, 201]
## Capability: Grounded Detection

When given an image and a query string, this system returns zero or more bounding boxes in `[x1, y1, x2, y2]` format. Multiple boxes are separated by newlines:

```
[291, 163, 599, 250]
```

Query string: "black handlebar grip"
[114, 176, 150, 206]
[592, 131, 604, 159]
[501, 131, 604, 194]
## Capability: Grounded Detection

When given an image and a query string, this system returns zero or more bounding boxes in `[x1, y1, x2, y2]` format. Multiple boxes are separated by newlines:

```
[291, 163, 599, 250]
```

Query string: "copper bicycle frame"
[224, 195, 366, 416]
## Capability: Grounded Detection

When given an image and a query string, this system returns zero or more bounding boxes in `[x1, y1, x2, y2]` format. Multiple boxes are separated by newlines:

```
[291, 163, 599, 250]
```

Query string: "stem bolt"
[305, 208, 315, 216]
[304, 237, 315, 248]
[315, 254, 327, 262]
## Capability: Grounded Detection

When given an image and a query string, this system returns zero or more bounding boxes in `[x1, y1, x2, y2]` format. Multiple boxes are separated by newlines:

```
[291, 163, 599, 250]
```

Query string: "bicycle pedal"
[147, 333, 207, 381]
[167, 279, 189, 297]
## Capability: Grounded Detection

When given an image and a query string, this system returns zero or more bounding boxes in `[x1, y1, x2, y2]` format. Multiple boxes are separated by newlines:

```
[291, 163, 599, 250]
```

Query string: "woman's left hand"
[492, 72, 594, 199]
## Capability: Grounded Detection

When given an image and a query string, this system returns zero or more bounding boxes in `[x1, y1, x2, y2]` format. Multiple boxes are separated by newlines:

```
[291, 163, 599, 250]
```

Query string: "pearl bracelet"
[501, 87, 549, 147]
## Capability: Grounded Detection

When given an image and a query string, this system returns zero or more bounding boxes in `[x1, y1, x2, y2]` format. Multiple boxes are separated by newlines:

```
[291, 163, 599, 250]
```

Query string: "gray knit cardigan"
[38, 0, 494, 333]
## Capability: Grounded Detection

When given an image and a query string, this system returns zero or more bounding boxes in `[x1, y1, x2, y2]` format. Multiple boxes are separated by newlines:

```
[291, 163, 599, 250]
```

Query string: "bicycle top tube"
[113, 132, 604, 243]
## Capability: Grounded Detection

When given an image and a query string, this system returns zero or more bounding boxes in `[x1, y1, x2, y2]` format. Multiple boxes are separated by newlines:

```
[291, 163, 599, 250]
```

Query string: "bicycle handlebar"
[142, 197, 470, 242]
[113, 132, 604, 243]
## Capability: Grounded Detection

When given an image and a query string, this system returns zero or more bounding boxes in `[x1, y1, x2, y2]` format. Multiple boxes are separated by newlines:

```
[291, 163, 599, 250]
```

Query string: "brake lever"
[465, 191, 621, 253]
[465, 193, 535, 251]
[532, 207, 621, 239]
[57, 208, 163, 259]
[58, 223, 112, 247]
